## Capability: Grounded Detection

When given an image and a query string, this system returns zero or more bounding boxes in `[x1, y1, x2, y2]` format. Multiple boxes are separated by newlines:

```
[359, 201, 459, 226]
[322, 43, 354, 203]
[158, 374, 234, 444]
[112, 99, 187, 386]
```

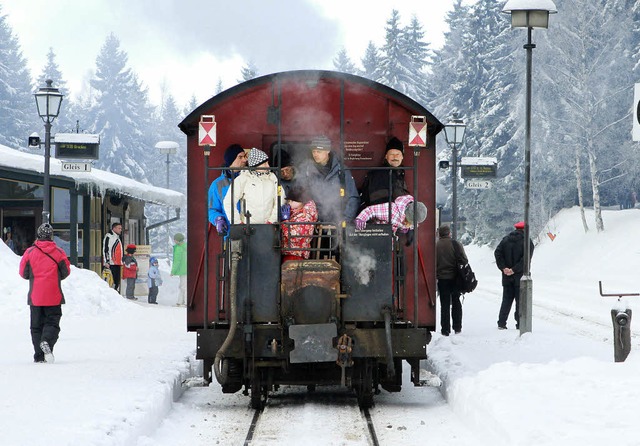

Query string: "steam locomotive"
[178, 70, 443, 408]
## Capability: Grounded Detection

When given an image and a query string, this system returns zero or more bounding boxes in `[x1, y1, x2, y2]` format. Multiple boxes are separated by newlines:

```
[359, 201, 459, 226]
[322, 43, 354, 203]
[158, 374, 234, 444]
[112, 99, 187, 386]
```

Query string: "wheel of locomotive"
[250, 368, 266, 410]
[354, 359, 375, 409]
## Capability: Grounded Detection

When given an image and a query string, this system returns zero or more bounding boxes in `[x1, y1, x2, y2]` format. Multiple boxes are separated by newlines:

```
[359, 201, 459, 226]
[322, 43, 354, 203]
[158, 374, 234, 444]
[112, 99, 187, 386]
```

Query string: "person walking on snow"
[19, 223, 71, 363]
[436, 225, 467, 336]
[171, 233, 187, 306]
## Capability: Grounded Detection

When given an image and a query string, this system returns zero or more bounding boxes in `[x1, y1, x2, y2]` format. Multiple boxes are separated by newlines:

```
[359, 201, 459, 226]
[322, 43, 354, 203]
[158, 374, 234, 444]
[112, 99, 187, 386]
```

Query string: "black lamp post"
[34, 79, 63, 225]
[503, 0, 557, 334]
[443, 113, 466, 240]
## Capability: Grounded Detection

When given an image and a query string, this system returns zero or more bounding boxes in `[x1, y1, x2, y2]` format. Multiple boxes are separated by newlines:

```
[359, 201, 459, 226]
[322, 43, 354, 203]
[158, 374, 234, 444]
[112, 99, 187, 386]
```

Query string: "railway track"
[243, 389, 380, 445]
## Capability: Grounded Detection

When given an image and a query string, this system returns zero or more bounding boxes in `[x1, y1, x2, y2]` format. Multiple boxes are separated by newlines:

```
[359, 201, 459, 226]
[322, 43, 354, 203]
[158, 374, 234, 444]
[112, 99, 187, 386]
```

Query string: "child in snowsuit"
[122, 244, 138, 300]
[147, 257, 162, 304]
[281, 186, 318, 262]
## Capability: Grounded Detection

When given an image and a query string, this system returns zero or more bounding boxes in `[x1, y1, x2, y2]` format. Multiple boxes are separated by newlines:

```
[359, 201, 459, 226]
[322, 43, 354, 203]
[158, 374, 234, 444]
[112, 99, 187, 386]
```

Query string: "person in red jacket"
[19, 223, 71, 363]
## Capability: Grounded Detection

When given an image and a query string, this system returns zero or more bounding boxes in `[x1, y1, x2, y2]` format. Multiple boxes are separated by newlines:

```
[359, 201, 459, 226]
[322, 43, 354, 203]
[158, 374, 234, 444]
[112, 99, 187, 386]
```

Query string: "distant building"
[0, 145, 184, 274]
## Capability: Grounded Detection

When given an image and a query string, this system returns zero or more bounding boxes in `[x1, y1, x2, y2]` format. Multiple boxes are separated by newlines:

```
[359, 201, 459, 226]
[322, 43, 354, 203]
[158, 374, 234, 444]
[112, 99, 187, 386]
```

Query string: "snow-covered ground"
[1, 206, 639, 446]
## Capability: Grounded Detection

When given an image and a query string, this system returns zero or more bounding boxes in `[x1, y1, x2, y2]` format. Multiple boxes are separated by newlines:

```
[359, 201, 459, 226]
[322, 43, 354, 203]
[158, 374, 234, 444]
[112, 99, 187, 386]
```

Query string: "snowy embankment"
[426, 207, 640, 446]
[0, 242, 197, 446]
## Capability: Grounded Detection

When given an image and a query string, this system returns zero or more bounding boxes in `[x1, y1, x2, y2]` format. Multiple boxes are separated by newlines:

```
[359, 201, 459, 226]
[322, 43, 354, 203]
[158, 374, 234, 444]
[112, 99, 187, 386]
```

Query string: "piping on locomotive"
[179, 70, 444, 409]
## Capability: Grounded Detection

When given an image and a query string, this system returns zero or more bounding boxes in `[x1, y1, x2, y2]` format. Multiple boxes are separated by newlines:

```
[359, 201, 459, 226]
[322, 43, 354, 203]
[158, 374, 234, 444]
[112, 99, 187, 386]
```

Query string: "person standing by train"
[224, 148, 279, 225]
[494, 221, 534, 330]
[103, 222, 123, 293]
[359, 136, 410, 209]
[19, 223, 71, 363]
[170, 233, 187, 306]
[435, 225, 467, 336]
[208, 144, 248, 235]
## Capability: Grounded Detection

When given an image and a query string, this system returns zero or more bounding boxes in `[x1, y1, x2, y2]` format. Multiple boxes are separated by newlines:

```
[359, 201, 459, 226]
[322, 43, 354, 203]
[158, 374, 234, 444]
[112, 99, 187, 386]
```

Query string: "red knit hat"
[125, 244, 137, 253]
[514, 221, 525, 229]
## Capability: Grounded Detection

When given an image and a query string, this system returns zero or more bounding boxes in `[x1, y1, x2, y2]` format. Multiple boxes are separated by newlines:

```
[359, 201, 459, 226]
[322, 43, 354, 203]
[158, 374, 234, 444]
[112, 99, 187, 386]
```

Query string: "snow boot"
[40, 341, 54, 364]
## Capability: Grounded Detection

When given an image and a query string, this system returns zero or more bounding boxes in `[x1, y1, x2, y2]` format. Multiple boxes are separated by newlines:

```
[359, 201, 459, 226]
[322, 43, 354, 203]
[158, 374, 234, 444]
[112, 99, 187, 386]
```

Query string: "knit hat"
[37, 223, 53, 241]
[223, 144, 245, 168]
[248, 148, 269, 167]
[286, 186, 308, 203]
[405, 201, 427, 225]
[514, 221, 525, 229]
[438, 225, 451, 237]
[173, 233, 185, 242]
[150, 256, 158, 265]
[310, 136, 331, 151]
[386, 136, 404, 154]
[125, 244, 136, 253]
[272, 148, 292, 168]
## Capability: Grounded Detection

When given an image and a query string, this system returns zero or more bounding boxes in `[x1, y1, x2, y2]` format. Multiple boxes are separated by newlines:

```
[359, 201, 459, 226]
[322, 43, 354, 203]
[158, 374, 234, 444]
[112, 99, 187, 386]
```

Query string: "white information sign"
[634, 83, 640, 142]
[465, 179, 492, 189]
[61, 162, 92, 172]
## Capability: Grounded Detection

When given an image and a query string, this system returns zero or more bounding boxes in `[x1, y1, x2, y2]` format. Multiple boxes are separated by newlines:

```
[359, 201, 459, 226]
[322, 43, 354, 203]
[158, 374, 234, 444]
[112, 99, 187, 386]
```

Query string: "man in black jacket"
[494, 221, 534, 329]
[359, 136, 411, 208]
[436, 225, 468, 336]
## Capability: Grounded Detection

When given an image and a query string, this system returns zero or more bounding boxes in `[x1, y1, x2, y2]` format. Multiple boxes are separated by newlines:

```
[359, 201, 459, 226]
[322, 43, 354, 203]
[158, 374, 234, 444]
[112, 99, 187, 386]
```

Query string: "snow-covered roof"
[460, 156, 498, 166]
[0, 144, 185, 208]
[503, 0, 557, 13]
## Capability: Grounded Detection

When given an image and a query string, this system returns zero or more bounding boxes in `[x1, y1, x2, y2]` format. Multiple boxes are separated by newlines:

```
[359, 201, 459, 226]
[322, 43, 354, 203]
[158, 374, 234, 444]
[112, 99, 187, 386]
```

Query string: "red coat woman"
[19, 223, 71, 363]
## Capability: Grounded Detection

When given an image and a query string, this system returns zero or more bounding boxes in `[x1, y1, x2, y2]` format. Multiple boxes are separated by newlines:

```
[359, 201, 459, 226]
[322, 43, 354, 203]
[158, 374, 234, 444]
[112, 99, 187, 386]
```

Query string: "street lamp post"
[503, 0, 557, 335]
[34, 79, 63, 225]
[443, 113, 466, 240]
[155, 141, 179, 255]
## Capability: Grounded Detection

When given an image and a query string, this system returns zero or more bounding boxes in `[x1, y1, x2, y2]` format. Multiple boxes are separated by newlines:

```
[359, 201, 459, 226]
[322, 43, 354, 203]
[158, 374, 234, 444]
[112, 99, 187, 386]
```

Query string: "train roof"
[179, 70, 443, 136]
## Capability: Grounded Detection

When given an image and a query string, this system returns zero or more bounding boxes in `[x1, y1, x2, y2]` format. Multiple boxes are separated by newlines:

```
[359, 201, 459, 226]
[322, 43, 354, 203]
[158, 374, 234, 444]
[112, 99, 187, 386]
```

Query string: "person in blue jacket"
[207, 144, 248, 235]
[147, 257, 162, 304]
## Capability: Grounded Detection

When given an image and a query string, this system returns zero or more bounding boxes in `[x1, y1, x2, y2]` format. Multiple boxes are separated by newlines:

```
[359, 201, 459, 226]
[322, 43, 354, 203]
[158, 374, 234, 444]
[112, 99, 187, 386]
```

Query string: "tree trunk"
[575, 147, 589, 233]
[587, 147, 605, 232]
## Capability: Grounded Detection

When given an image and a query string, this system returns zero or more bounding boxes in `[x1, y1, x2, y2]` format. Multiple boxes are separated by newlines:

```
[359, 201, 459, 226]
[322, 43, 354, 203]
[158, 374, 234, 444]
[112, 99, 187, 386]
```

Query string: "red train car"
[179, 70, 443, 408]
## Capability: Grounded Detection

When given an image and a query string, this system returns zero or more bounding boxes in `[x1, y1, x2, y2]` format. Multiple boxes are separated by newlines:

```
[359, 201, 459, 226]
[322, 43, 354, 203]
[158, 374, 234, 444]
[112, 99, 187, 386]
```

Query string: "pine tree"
[361, 41, 382, 81]
[378, 10, 414, 95]
[333, 48, 358, 75]
[239, 61, 259, 82]
[401, 15, 432, 104]
[89, 33, 154, 181]
[36, 48, 75, 132]
[0, 5, 35, 149]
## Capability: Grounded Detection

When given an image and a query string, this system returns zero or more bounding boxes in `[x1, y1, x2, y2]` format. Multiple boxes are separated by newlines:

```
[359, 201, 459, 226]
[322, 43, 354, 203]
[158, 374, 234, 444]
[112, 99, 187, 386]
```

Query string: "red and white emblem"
[408, 116, 427, 147]
[198, 115, 217, 146]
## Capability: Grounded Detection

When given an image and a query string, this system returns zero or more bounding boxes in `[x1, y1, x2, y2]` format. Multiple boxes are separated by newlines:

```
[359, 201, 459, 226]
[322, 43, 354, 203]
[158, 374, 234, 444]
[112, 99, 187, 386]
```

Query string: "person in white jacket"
[224, 148, 279, 225]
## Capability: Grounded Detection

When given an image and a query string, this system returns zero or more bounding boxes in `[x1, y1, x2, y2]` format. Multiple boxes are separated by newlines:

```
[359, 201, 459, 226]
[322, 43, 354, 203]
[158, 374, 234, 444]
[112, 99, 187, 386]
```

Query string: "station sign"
[465, 179, 492, 189]
[55, 133, 100, 160]
[460, 156, 498, 178]
[61, 162, 92, 172]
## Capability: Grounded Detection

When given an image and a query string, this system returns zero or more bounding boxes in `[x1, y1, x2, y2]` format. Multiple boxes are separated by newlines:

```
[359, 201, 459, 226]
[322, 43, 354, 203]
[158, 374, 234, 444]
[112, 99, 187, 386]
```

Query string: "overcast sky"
[3, 0, 475, 107]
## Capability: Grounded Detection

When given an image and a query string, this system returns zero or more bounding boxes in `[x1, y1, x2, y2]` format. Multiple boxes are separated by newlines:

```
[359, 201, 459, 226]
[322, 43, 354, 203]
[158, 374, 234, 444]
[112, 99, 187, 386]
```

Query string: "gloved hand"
[280, 204, 291, 221]
[214, 216, 228, 235]
[104, 262, 110, 268]
[355, 218, 367, 230]
[404, 229, 414, 247]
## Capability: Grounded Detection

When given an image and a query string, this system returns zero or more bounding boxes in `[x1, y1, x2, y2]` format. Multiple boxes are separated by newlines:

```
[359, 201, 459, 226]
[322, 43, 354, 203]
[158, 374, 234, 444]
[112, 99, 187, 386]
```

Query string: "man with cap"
[303, 136, 359, 223]
[224, 147, 279, 225]
[494, 221, 535, 330]
[208, 144, 248, 235]
[354, 194, 427, 234]
[19, 223, 71, 363]
[170, 233, 187, 306]
[360, 136, 411, 209]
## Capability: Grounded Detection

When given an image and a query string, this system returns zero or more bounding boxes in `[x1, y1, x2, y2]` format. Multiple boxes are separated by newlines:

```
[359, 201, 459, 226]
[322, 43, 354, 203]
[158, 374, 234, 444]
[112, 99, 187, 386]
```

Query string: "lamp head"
[34, 79, 63, 121]
[503, 0, 557, 29]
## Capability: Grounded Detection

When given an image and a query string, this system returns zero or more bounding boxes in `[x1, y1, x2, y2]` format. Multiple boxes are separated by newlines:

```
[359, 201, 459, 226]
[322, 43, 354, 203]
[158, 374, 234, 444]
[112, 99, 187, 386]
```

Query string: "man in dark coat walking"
[19, 223, 71, 363]
[494, 221, 534, 329]
[436, 225, 468, 336]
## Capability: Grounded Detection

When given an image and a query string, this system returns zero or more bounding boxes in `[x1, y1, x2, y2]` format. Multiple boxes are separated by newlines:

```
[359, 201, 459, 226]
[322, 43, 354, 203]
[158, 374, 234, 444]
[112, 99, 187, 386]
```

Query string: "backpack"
[452, 241, 478, 294]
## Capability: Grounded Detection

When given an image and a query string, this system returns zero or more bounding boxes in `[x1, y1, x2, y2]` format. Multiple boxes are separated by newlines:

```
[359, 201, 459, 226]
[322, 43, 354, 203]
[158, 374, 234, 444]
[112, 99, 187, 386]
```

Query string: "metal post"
[166, 152, 171, 258]
[42, 119, 52, 224]
[203, 146, 210, 328]
[519, 27, 535, 335]
[451, 141, 458, 240]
